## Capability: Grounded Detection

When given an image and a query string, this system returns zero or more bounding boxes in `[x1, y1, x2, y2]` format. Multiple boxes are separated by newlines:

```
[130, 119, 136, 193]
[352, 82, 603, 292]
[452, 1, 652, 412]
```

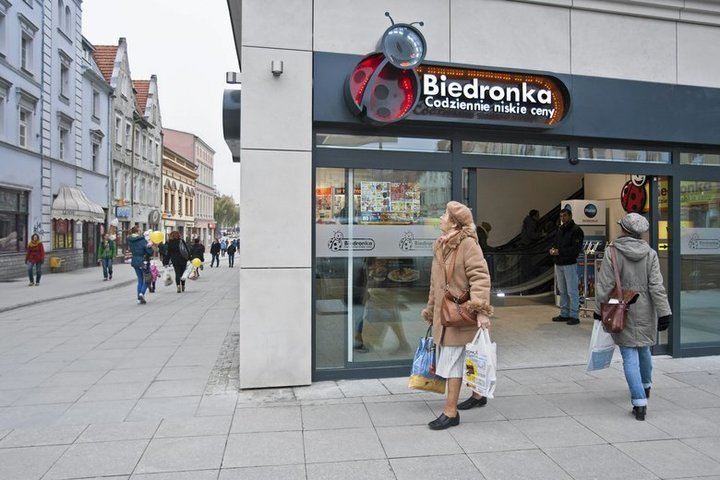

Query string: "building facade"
[93, 38, 162, 256]
[161, 145, 197, 239]
[227, 0, 720, 388]
[163, 128, 215, 243]
[0, 0, 110, 278]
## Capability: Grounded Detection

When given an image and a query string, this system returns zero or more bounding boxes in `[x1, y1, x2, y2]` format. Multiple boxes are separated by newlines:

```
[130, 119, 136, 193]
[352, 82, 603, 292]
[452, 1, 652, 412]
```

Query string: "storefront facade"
[227, 0, 720, 388]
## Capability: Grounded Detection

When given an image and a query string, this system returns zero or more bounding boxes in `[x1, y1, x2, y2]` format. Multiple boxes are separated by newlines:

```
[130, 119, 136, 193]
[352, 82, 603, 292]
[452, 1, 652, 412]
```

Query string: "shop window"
[680, 153, 720, 167]
[462, 141, 567, 158]
[52, 219, 74, 249]
[680, 180, 720, 348]
[578, 147, 670, 164]
[0, 188, 28, 253]
[315, 167, 451, 372]
[316, 133, 450, 153]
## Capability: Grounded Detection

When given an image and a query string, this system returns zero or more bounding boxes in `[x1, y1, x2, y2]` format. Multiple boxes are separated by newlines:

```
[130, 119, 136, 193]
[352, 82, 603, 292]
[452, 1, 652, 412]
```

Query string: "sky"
[82, 0, 241, 201]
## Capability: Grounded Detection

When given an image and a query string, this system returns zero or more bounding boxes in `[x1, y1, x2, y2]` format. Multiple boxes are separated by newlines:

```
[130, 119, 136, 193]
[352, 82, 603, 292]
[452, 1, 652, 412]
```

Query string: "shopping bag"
[163, 267, 173, 287]
[408, 327, 446, 394]
[180, 262, 192, 281]
[464, 329, 497, 398]
[587, 320, 616, 371]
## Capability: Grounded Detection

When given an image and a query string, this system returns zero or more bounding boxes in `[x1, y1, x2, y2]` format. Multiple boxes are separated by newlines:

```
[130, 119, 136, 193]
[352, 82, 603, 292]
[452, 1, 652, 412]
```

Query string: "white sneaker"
[138, 294, 146, 304]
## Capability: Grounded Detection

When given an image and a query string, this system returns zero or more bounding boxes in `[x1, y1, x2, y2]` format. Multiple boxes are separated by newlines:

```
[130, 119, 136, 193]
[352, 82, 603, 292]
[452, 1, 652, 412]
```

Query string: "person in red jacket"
[25, 233, 45, 286]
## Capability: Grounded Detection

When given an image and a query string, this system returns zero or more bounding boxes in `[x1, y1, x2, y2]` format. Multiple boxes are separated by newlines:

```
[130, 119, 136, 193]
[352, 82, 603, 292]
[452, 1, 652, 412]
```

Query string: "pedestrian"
[594, 213, 671, 421]
[190, 238, 205, 276]
[476, 221, 492, 251]
[519, 209, 541, 280]
[210, 239, 221, 267]
[163, 230, 190, 293]
[25, 233, 45, 286]
[97, 233, 116, 281]
[220, 238, 227, 257]
[226, 240, 236, 267]
[549, 207, 584, 325]
[127, 226, 153, 304]
[147, 258, 160, 293]
[519, 209, 541, 246]
[422, 201, 493, 430]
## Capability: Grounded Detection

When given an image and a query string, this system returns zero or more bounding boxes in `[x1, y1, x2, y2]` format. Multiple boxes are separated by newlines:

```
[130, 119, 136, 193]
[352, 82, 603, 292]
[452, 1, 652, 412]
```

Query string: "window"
[124, 172, 130, 200]
[19, 17, 38, 75]
[114, 115, 122, 146]
[52, 219, 73, 249]
[139, 179, 145, 204]
[316, 134, 451, 152]
[0, 7, 7, 57]
[578, 147, 670, 164]
[462, 141, 568, 158]
[680, 153, 720, 167]
[92, 143, 99, 171]
[91, 90, 100, 119]
[57, 0, 64, 29]
[19, 108, 31, 148]
[59, 127, 68, 160]
[59, 62, 69, 99]
[680, 180, 720, 348]
[114, 168, 120, 199]
[0, 187, 29, 253]
[141, 133, 147, 159]
[124, 121, 131, 148]
[64, 5, 71, 32]
[20, 33, 31, 71]
[0, 78, 8, 139]
[314, 167, 452, 370]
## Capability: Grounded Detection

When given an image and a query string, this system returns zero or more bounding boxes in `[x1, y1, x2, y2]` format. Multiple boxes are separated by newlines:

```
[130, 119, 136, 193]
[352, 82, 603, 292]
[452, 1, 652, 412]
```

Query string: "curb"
[0, 279, 135, 313]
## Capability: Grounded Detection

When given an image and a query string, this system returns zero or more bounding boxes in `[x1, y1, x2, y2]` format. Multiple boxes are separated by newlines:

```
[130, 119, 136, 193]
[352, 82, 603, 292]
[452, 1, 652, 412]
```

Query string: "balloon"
[191, 258, 202, 268]
[150, 231, 164, 244]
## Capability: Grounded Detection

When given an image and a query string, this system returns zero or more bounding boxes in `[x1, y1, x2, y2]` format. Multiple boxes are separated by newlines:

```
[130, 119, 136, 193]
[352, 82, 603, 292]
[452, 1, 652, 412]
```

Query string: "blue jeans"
[228, 253, 235, 267]
[556, 264, 579, 318]
[27, 263, 42, 283]
[619, 346, 652, 407]
[211, 253, 220, 267]
[101, 257, 113, 278]
[133, 266, 148, 296]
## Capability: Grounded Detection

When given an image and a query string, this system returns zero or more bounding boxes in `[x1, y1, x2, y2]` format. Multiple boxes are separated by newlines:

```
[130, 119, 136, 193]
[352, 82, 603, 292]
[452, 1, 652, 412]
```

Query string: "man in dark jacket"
[549, 207, 584, 325]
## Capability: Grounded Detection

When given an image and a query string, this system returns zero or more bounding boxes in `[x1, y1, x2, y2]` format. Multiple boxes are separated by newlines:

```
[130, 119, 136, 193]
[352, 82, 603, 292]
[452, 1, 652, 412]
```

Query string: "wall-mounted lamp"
[271, 60, 284, 77]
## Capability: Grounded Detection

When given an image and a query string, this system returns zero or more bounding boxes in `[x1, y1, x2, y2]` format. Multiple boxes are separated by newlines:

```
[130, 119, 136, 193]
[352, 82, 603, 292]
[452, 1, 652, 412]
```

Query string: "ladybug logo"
[345, 13, 426, 124]
[621, 175, 648, 214]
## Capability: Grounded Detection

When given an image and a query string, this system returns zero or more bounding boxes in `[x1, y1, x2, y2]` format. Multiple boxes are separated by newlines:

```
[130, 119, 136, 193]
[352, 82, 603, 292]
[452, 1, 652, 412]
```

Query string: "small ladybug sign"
[621, 175, 649, 214]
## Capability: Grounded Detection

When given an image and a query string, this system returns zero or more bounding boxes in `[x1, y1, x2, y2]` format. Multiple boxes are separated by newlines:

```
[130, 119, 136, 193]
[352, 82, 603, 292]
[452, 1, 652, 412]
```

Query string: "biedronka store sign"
[413, 64, 569, 127]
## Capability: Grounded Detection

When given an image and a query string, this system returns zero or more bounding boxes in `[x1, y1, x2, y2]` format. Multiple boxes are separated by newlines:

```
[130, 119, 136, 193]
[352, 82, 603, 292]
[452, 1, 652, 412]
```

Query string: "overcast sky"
[82, 0, 241, 201]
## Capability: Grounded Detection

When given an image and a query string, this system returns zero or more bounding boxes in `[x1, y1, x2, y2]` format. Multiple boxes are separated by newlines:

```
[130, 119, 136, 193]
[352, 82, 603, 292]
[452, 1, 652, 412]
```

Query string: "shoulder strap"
[609, 247, 624, 298]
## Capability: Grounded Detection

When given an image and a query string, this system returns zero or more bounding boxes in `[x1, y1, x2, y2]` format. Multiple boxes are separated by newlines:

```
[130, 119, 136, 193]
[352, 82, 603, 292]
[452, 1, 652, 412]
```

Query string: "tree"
[214, 194, 239, 231]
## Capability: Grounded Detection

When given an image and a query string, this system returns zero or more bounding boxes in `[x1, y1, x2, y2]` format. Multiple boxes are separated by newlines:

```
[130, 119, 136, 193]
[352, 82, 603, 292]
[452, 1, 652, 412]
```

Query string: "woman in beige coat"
[422, 201, 493, 430]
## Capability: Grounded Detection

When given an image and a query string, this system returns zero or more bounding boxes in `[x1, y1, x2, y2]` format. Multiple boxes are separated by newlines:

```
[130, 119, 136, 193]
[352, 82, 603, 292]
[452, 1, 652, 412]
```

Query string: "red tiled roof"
[92, 45, 118, 82]
[133, 80, 150, 115]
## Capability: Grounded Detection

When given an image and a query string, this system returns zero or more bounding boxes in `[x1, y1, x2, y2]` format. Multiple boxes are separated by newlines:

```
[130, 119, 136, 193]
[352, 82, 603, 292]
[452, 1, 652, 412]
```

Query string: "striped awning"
[51, 186, 105, 223]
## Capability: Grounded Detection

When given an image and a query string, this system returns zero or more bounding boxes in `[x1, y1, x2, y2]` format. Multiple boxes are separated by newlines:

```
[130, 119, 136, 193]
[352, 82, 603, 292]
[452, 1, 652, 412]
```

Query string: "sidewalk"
[0, 262, 137, 313]
[1, 265, 720, 479]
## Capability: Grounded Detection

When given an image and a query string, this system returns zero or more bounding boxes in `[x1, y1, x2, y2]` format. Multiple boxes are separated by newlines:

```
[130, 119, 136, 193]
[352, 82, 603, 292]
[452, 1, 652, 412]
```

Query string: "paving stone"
[302, 402, 372, 430]
[469, 449, 572, 480]
[224, 431, 305, 468]
[155, 415, 231, 437]
[44, 440, 148, 479]
[545, 444, 658, 480]
[512, 416, 605, 448]
[134, 435, 227, 474]
[449, 420, 535, 453]
[0, 424, 86, 448]
[220, 465, 306, 480]
[306, 459, 395, 480]
[77, 421, 160, 443]
[231, 405, 302, 433]
[616, 439, 720, 479]
[376, 425, 462, 458]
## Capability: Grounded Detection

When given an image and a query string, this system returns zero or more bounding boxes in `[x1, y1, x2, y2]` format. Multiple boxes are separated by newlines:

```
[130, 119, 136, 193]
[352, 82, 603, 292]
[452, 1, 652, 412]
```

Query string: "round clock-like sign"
[380, 24, 426, 69]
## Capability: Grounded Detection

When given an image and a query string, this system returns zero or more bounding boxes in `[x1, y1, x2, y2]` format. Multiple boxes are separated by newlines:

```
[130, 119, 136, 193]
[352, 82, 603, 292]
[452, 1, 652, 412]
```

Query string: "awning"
[51, 186, 105, 223]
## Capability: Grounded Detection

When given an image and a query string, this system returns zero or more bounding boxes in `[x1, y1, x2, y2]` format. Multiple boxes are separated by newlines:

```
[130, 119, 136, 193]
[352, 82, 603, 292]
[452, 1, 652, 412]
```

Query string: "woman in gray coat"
[594, 213, 672, 421]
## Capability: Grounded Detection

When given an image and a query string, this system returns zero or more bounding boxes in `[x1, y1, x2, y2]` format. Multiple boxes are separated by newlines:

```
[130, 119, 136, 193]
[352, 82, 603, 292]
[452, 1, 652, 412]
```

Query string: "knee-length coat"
[421, 226, 493, 346]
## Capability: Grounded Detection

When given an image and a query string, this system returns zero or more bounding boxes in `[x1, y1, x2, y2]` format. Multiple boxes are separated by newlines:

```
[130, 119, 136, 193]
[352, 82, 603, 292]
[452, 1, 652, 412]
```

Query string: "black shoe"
[552, 315, 568, 322]
[644, 387, 651, 399]
[428, 413, 459, 430]
[457, 395, 488, 410]
[566, 318, 580, 325]
[632, 406, 647, 421]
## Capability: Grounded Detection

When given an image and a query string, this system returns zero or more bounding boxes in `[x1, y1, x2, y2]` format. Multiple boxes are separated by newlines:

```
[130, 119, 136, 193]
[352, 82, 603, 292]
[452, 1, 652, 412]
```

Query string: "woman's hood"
[612, 236, 652, 262]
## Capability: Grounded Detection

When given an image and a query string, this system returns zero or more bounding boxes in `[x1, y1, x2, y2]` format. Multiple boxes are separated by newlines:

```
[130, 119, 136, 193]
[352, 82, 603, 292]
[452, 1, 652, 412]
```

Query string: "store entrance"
[464, 168, 672, 367]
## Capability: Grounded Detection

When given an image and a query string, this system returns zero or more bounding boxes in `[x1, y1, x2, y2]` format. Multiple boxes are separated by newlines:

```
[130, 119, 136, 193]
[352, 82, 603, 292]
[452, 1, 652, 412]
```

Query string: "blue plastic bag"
[408, 327, 446, 394]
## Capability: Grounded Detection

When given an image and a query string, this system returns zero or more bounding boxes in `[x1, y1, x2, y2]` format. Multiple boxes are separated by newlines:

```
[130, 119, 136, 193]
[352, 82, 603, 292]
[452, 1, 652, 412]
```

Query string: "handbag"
[440, 248, 476, 328]
[464, 329, 497, 398]
[600, 247, 639, 334]
[408, 326, 446, 394]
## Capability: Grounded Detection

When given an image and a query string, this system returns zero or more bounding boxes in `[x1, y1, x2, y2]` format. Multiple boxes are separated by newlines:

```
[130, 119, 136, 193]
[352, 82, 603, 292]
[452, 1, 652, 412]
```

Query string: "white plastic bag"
[587, 320, 615, 371]
[180, 261, 193, 281]
[163, 267, 173, 287]
[464, 329, 497, 398]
